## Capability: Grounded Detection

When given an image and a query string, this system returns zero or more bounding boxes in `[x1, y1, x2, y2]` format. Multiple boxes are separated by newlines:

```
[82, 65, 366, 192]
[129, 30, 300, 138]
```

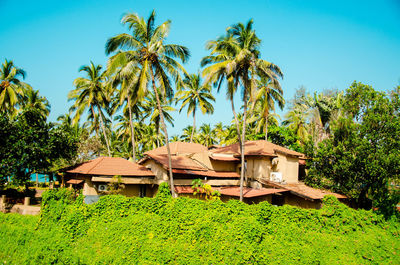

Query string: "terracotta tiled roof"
[145, 141, 208, 156]
[209, 155, 240, 162]
[146, 153, 206, 171]
[211, 140, 304, 157]
[261, 180, 347, 200]
[66, 179, 84, 184]
[172, 169, 240, 178]
[218, 187, 288, 198]
[64, 157, 154, 177]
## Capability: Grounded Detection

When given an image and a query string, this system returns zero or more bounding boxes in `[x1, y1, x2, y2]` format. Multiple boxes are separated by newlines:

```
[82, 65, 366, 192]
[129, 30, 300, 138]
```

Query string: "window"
[139, 184, 146, 198]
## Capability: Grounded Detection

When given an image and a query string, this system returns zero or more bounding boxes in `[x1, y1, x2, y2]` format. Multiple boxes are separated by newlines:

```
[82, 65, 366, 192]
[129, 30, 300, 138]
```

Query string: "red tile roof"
[172, 169, 240, 178]
[145, 141, 208, 156]
[209, 155, 240, 162]
[174, 186, 196, 194]
[146, 153, 206, 171]
[218, 187, 288, 198]
[64, 157, 154, 177]
[211, 140, 304, 158]
[260, 180, 347, 200]
[66, 179, 84, 184]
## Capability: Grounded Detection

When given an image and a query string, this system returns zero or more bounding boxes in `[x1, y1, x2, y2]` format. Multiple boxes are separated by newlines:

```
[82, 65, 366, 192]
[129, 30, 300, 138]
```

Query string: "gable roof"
[145, 153, 206, 171]
[211, 140, 304, 157]
[144, 141, 208, 156]
[63, 157, 154, 177]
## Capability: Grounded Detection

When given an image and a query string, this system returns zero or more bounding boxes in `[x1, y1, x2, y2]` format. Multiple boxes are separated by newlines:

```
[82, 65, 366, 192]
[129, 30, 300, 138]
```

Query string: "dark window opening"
[271, 194, 284, 206]
[139, 184, 146, 198]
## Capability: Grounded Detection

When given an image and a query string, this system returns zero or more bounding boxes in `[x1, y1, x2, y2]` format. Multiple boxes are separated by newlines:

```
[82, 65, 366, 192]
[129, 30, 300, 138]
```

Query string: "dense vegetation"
[1, 9, 399, 210]
[0, 187, 399, 264]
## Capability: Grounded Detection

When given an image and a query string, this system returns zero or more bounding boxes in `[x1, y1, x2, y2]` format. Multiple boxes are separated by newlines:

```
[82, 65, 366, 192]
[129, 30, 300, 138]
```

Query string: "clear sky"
[1, 0, 399, 136]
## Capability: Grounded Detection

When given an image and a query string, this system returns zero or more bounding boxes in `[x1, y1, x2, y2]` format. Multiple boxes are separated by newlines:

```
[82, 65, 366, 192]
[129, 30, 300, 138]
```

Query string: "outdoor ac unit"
[98, 184, 108, 192]
[270, 172, 283, 183]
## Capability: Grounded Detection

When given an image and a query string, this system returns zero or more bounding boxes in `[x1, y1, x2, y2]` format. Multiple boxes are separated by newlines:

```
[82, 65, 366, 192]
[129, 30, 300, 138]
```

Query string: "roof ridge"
[84, 157, 105, 174]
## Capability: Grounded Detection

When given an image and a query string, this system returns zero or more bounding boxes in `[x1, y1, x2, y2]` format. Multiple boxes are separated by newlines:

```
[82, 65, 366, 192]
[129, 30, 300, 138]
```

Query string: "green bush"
[0, 188, 399, 264]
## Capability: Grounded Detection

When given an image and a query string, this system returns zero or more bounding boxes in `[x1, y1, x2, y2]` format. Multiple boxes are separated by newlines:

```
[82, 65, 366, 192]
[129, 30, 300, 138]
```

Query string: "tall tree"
[68, 62, 112, 156]
[20, 88, 51, 118]
[202, 20, 283, 201]
[252, 77, 284, 140]
[176, 74, 215, 142]
[106, 10, 190, 197]
[0, 59, 30, 114]
[107, 52, 143, 161]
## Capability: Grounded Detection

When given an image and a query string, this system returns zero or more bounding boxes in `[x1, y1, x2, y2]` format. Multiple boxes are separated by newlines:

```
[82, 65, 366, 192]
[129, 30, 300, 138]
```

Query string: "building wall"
[245, 157, 272, 180]
[273, 154, 299, 184]
[210, 160, 237, 172]
[142, 160, 168, 180]
[82, 176, 98, 196]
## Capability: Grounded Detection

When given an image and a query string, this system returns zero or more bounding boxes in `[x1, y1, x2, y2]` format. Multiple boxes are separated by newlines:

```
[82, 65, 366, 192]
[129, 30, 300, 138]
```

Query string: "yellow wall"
[273, 154, 299, 183]
[142, 160, 168, 180]
[245, 157, 272, 181]
[284, 193, 322, 209]
[210, 160, 237, 172]
[82, 176, 98, 196]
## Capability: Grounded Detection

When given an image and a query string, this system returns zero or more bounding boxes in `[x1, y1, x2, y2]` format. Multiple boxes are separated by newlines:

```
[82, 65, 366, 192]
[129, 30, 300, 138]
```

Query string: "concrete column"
[24, 197, 30, 206]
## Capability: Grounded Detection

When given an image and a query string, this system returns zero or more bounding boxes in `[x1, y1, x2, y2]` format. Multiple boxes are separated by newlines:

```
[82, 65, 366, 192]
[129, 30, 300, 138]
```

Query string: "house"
[62, 141, 346, 208]
[61, 157, 155, 204]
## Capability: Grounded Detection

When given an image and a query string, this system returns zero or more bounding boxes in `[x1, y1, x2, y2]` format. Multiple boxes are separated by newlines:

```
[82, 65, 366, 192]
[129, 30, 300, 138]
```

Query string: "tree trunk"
[264, 109, 269, 141]
[190, 108, 196, 143]
[150, 70, 177, 197]
[93, 105, 111, 156]
[240, 90, 248, 202]
[230, 97, 242, 146]
[127, 96, 136, 161]
[36, 173, 39, 187]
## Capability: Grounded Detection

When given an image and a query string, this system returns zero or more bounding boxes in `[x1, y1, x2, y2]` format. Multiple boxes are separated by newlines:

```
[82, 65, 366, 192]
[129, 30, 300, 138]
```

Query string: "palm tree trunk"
[230, 97, 242, 146]
[190, 109, 196, 143]
[93, 105, 111, 156]
[239, 90, 248, 202]
[150, 70, 176, 197]
[264, 109, 269, 141]
[127, 96, 136, 161]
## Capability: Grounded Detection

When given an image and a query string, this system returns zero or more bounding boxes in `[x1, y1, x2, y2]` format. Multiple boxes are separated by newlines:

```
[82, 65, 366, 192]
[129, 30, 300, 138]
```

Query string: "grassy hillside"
[0, 186, 399, 264]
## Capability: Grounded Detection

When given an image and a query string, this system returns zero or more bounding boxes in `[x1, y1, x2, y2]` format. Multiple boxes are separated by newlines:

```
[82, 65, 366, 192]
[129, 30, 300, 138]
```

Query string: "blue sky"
[1, 0, 399, 136]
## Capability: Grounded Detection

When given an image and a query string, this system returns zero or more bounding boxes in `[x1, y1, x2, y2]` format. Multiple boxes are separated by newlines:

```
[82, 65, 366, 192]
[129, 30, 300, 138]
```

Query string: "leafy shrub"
[0, 188, 399, 264]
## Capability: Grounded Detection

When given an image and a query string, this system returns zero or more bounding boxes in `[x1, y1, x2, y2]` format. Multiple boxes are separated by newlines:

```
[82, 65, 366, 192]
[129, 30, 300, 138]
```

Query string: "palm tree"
[202, 20, 283, 201]
[139, 123, 165, 154]
[180, 125, 196, 142]
[107, 51, 144, 161]
[0, 59, 30, 114]
[252, 77, 284, 140]
[198, 123, 216, 147]
[20, 88, 51, 118]
[176, 74, 215, 142]
[106, 10, 189, 197]
[142, 92, 175, 138]
[68, 62, 112, 156]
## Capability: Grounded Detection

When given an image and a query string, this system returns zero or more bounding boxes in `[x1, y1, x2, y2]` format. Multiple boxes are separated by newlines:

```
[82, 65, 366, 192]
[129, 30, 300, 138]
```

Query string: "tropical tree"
[105, 10, 190, 196]
[252, 77, 284, 140]
[0, 59, 30, 114]
[142, 91, 175, 137]
[20, 88, 51, 118]
[198, 123, 216, 147]
[68, 62, 112, 156]
[202, 20, 283, 201]
[107, 52, 143, 160]
[176, 73, 215, 142]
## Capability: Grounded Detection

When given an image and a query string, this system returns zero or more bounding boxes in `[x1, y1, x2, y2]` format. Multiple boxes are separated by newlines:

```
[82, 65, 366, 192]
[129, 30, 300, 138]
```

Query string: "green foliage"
[0, 188, 399, 264]
[307, 82, 400, 217]
[0, 109, 79, 187]
[191, 178, 221, 200]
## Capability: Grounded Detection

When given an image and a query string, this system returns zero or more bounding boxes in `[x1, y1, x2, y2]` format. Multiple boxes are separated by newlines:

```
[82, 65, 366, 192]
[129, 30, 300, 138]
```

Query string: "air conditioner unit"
[98, 184, 108, 192]
[270, 172, 282, 183]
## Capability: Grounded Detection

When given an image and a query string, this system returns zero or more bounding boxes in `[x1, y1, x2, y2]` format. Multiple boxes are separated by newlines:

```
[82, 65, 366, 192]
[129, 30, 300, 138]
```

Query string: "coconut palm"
[202, 20, 283, 201]
[107, 51, 145, 161]
[176, 74, 215, 142]
[0, 59, 31, 114]
[20, 88, 51, 118]
[139, 123, 165, 154]
[198, 123, 216, 147]
[68, 62, 112, 156]
[180, 125, 197, 142]
[106, 10, 189, 196]
[251, 77, 284, 140]
[142, 92, 175, 138]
